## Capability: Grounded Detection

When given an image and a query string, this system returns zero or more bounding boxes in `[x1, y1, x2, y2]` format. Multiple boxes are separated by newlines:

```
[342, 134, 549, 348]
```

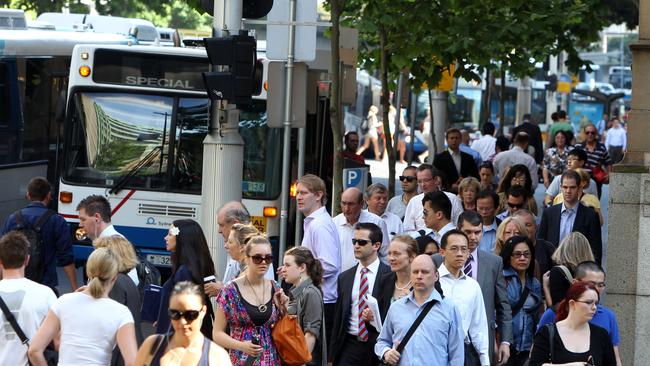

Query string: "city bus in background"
[0, 25, 130, 222]
[608, 66, 632, 90]
[57, 44, 282, 271]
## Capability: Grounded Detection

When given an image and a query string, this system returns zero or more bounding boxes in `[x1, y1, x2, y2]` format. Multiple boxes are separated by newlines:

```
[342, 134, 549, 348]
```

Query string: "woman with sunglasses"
[494, 216, 528, 255]
[156, 219, 216, 339]
[29, 248, 137, 366]
[529, 282, 615, 366]
[499, 236, 542, 366]
[281, 246, 326, 366]
[135, 281, 232, 366]
[496, 165, 538, 216]
[214, 235, 285, 365]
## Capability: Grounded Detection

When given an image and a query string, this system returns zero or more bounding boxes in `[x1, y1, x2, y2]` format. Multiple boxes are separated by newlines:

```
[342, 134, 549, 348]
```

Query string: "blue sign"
[344, 168, 364, 188]
[569, 101, 604, 133]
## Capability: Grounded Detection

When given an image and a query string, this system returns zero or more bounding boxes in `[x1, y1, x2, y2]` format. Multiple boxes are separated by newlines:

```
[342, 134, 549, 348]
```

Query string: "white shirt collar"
[438, 263, 467, 280]
[358, 256, 381, 275]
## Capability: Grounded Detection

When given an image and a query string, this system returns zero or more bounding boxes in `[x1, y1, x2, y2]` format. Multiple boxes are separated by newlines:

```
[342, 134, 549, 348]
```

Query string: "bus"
[0, 28, 130, 222]
[57, 44, 283, 269]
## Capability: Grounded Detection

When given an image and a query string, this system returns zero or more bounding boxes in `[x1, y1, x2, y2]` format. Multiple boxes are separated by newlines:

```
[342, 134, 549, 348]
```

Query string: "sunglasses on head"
[250, 254, 274, 265]
[507, 202, 524, 209]
[169, 309, 201, 322]
[399, 176, 416, 182]
[352, 238, 372, 246]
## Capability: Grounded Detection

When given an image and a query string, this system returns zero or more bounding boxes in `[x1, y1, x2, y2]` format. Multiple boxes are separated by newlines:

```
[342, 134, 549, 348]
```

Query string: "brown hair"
[244, 234, 272, 256]
[390, 235, 419, 259]
[230, 223, 259, 247]
[297, 174, 328, 206]
[27, 177, 51, 201]
[0, 231, 30, 269]
[285, 246, 323, 287]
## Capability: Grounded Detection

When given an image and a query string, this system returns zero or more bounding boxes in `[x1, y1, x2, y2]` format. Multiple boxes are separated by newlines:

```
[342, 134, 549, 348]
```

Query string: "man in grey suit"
[432, 211, 512, 365]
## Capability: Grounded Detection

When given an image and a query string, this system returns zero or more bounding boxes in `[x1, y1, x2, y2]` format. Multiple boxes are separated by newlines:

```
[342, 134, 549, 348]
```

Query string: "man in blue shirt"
[375, 254, 464, 365]
[1, 177, 77, 294]
[537, 261, 622, 366]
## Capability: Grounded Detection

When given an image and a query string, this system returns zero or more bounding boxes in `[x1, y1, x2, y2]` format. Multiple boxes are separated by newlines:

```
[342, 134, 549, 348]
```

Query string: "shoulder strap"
[33, 210, 56, 233]
[0, 294, 29, 345]
[394, 299, 436, 353]
[13, 210, 25, 229]
[547, 323, 555, 362]
[510, 285, 530, 315]
[557, 265, 573, 282]
[143, 334, 165, 366]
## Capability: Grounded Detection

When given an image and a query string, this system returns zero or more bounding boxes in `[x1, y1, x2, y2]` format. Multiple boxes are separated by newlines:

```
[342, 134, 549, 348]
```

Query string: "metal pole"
[294, 127, 306, 244]
[200, 0, 244, 277]
[278, 0, 297, 262]
[407, 90, 417, 165]
[392, 72, 404, 161]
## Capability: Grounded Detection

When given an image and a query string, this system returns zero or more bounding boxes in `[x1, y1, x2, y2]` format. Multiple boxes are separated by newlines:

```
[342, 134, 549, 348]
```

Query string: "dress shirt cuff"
[500, 341, 510, 346]
[379, 347, 391, 361]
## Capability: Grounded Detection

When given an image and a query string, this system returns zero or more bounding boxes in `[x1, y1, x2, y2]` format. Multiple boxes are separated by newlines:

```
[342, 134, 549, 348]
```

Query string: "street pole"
[200, 0, 245, 277]
[294, 127, 305, 244]
[392, 72, 404, 161]
[278, 0, 297, 262]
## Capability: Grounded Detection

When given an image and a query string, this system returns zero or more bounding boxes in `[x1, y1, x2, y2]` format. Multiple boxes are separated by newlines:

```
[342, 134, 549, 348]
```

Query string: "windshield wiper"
[109, 145, 162, 195]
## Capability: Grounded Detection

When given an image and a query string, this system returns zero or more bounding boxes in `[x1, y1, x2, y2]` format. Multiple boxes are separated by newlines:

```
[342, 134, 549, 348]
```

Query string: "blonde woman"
[494, 216, 528, 255]
[29, 248, 137, 366]
[224, 223, 260, 281]
[458, 177, 480, 211]
[543, 232, 595, 308]
[94, 236, 144, 366]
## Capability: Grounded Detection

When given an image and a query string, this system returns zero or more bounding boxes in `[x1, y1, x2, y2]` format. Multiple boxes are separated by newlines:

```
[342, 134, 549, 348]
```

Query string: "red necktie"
[358, 267, 369, 341]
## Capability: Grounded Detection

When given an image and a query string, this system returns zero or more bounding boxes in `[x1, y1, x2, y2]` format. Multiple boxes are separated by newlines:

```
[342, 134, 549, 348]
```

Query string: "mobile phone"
[203, 275, 216, 284]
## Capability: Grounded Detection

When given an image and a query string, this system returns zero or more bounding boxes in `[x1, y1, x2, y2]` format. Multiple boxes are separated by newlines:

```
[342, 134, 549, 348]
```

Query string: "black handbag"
[380, 299, 436, 365]
[464, 334, 481, 366]
[0, 294, 58, 366]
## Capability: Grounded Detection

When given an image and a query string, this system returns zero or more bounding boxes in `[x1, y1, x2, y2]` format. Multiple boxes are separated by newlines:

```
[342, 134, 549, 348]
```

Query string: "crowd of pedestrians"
[0, 110, 626, 366]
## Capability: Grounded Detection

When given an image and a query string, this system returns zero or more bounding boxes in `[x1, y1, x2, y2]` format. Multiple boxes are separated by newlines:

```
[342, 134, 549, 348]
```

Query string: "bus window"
[172, 98, 209, 193]
[63, 92, 173, 190]
[0, 62, 10, 128]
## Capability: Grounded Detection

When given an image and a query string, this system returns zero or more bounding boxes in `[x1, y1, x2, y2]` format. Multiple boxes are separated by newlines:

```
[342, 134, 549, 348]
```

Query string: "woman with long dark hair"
[281, 246, 326, 366]
[496, 164, 538, 216]
[529, 282, 615, 366]
[543, 130, 573, 188]
[499, 236, 542, 366]
[156, 219, 216, 339]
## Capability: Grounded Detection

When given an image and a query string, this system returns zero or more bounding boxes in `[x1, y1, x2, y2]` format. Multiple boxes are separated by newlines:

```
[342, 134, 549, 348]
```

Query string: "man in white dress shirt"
[605, 118, 626, 164]
[471, 122, 497, 161]
[333, 188, 390, 271]
[403, 164, 463, 233]
[438, 230, 490, 366]
[365, 183, 402, 241]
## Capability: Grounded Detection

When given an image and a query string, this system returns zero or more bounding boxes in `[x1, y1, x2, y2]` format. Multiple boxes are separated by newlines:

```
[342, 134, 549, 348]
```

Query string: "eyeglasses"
[446, 246, 469, 253]
[585, 131, 597, 135]
[352, 238, 372, 246]
[399, 176, 416, 183]
[511, 251, 531, 259]
[574, 299, 598, 307]
[169, 309, 201, 322]
[507, 202, 524, 209]
[250, 254, 274, 265]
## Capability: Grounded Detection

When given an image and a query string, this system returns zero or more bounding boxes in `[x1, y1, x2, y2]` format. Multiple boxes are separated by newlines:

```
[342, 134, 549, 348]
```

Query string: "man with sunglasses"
[544, 148, 597, 207]
[386, 166, 418, 220]
[575, 123, 613, 198]
[496, 185, 528, 221]
[330, 222, 391, 366]
[536, 261, 622, 366]
[403, 164, 463, 234]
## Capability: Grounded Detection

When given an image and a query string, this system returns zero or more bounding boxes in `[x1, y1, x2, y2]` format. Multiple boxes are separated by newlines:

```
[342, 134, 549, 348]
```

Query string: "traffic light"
[200, 0, 274, 19]
[202, 33, 263, 106]
[546, 74, 558, 92]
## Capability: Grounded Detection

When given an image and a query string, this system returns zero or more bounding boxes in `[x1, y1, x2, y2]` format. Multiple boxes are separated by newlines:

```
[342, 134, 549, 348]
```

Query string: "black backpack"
[13, 209, 56, 282]
[135, 257, 162, 299]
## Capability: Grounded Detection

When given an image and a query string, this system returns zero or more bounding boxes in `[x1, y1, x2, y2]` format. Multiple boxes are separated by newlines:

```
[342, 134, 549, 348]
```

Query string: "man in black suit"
[433, 128, 479, 193]
[538, 170, 602, 264]
[329, 222, 391, 366]
[512, 113, 543, 164]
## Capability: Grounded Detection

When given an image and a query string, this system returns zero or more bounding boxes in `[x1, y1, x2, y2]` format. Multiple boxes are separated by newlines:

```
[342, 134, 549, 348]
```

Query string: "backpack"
[13, 209, 56, 283]
[136, 257, 162, 299]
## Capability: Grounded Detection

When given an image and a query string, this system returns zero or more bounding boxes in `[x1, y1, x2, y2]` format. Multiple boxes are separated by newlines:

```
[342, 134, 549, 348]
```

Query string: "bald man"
[333, 188, 390, 271]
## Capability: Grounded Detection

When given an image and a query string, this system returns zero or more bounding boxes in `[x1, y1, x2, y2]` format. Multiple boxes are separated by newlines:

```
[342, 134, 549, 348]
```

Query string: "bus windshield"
[63, 91, 281, 199]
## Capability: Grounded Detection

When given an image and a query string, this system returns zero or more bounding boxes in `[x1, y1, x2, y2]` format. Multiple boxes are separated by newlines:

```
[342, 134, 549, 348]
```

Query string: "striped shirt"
[575, 142, 612, 170]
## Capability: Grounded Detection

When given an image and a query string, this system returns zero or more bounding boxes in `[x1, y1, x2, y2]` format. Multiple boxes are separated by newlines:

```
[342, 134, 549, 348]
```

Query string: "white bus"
[0, 28, 130, 222]
[57, 44, 282, 268]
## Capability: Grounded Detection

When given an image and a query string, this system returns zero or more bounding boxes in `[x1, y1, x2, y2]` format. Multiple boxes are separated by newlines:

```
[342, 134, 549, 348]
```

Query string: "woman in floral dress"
[213, 235, 283, 366]
[542, 130, 573, 188]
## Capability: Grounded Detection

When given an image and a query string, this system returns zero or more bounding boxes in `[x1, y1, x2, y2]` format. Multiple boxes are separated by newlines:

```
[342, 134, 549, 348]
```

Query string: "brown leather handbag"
[271, 315, 312, 366]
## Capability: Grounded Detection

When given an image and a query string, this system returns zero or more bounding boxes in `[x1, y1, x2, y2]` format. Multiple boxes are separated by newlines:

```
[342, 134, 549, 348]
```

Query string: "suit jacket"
[432, 252, 512, 363]
[329, 261, 391, 364]
[433, 150, 479, 190]
[538, 202, 602, 264]
[513, 122, 543, 164]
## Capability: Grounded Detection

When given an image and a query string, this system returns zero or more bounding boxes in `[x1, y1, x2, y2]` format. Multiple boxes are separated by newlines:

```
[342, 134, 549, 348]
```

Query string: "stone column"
[606, 1, 650, 365]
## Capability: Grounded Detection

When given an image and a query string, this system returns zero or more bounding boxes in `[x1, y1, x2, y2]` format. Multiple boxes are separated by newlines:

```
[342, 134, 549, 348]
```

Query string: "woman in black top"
[529, 281, 615, 366]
